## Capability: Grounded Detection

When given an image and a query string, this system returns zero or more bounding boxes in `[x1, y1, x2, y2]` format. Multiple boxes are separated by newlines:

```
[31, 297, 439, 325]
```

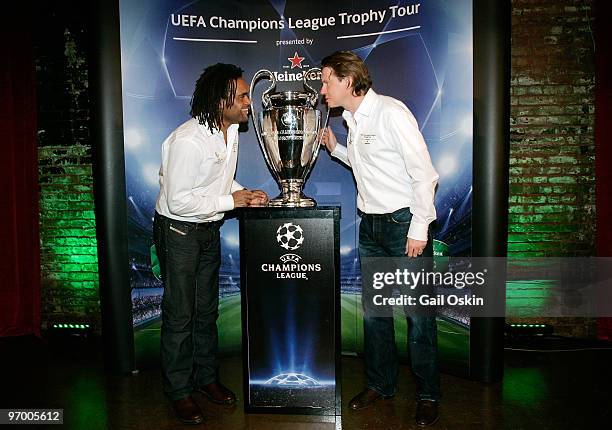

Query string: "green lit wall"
[508, 1, 595, 257]
[506, 0, 596, 336]
[36, 7, 101, 332]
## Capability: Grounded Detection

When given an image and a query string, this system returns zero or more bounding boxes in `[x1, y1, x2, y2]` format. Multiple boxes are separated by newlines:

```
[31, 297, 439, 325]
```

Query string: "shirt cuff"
[331, 144, 349, 164]
[218, 195, 235, 213]
[231, 181, 244, 193]
[407, 221, 429, 242]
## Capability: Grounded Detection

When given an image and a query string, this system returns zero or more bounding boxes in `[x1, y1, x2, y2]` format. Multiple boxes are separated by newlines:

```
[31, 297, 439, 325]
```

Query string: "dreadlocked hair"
[190, 63, 244, 133]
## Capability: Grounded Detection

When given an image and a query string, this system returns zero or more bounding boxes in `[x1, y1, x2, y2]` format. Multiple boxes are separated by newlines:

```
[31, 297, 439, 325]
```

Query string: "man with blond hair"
[320, 51, 441, 427]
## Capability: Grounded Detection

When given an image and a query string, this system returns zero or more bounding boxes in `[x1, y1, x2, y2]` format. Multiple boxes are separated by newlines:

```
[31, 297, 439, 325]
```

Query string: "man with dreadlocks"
[154, 63, 268, 425]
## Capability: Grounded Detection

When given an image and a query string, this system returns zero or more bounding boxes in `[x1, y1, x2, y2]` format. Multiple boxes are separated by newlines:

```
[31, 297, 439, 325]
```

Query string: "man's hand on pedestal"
[232, 189, 255, 207]
[249, 190, 269, 207]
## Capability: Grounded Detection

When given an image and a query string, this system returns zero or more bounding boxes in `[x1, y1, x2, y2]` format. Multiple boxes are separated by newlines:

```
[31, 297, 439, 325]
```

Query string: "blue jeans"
[359, 207, 441, 401]
[153, 213, 222, 400]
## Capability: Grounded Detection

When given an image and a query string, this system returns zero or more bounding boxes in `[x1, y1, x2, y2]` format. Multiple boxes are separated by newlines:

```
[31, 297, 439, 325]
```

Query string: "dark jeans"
[153, 212, 222, 401]
[359, 207, 441, 401]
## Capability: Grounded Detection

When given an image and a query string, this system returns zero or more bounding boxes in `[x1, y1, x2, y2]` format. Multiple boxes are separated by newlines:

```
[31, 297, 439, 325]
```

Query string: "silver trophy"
[250, 68, 323, 207]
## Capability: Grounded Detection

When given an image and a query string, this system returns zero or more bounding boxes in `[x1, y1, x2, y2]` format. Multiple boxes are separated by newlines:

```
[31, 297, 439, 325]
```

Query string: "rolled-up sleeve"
[230, 180, 244, 193]
[331, 143, 351, 166]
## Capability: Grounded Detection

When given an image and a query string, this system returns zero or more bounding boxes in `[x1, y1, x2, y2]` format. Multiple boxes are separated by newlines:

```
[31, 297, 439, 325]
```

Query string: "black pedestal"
[239, 207, 341, 415]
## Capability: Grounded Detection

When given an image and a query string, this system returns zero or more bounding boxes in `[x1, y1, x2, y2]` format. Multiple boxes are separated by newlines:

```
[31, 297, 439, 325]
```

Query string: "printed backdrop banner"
[119, 0, 473, 365]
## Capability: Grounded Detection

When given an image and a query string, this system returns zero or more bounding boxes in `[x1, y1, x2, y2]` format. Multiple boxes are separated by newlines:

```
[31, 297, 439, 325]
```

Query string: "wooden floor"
[1, 335, 611, 429]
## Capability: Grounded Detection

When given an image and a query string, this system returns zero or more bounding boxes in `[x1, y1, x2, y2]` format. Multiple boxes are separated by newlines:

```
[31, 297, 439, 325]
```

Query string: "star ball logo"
[276, 222, 304, 251]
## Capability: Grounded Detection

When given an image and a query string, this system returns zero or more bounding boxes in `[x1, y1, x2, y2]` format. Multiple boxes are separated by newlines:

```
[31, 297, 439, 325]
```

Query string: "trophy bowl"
[250, 69, 322, 207]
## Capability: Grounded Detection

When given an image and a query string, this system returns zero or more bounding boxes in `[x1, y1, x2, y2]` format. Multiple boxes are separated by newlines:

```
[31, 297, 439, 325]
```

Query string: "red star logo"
[288, 52, 305, 69]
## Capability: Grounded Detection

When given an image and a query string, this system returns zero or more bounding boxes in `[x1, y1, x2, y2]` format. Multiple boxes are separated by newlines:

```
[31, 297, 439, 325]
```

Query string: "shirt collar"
[196, 119, 239, 141]
[342, 88, 378, 126]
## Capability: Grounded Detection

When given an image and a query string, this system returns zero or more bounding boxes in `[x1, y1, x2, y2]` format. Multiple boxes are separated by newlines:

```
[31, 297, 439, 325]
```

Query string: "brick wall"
[36, 6, 100, 332]
[507, 0, 596, 337]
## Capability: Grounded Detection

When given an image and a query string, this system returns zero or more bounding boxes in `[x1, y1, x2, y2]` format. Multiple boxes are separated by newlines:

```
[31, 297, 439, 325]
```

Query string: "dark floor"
[1, 335, 611, 430]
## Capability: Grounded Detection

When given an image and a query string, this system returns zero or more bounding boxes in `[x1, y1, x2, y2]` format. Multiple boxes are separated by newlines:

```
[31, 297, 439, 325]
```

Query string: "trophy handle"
[249, 69, 280, 182]
[250, 69, 275, 110]
[303, 68, 321, 107]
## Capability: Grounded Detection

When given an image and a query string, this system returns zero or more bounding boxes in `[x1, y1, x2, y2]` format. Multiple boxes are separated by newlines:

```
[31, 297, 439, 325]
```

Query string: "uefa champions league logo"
[276, 222, 304, 251]
[261, 222, 319, 279]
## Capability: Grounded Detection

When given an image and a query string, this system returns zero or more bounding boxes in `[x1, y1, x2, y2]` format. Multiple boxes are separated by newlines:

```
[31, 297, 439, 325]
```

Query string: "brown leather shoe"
[197, 381, 236, 405]
[172, 396, 204, 425]
[348, 388, 393, 410]
[415, 400, 439, 427]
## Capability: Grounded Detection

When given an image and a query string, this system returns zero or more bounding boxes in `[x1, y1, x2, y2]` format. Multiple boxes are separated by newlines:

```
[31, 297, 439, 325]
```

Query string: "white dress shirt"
[331, 89, 439, 241]
[155, 118, 243, 222]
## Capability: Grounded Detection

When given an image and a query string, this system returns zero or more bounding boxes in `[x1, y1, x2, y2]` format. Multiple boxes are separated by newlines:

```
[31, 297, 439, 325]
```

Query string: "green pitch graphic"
[135, 294, 469, 370]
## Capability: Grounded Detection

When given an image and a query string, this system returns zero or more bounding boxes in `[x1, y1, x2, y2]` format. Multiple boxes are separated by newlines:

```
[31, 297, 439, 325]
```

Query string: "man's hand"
[406, 238, 427, 258]
[319, 127, 337, 152]
[249, 189, 269, 207]
[232, 189, 255, 208]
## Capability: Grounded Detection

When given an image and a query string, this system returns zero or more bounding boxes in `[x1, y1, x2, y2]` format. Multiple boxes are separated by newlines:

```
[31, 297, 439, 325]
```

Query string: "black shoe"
[197, 381, 236, 405]
[415, 400, 439, 427]
[172, 396, 204, 425]
[348, 388, 393, 410]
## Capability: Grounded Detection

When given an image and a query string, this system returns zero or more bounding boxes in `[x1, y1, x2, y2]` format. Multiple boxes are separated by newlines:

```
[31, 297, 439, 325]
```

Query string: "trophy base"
[268, 195, 316, 208]
[268, 180, 316, 207]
